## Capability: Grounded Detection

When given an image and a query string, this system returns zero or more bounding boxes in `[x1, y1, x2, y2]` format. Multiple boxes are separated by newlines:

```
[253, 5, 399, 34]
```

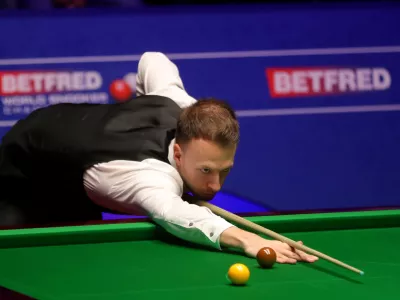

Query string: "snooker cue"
[196, 200, 364, 275]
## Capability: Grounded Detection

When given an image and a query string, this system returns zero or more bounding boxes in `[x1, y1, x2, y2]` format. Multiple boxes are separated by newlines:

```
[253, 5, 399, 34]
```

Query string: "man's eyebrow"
[222, 165, 234, 170]
[198, 164, 234, 170]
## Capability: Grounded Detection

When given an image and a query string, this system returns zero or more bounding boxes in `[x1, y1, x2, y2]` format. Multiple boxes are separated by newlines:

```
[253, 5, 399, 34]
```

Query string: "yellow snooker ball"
[227, 263, 250, 285]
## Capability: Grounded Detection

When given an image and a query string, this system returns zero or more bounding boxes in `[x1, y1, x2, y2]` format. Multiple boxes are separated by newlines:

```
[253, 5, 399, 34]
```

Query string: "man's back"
[1, 95, 181, 177]
[0, 94, 182, 224]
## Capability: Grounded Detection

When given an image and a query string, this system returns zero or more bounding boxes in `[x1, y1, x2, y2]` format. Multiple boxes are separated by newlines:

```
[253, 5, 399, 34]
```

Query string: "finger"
[275, 242, 301, 260]
[282, 249, 301, 260]
[280, 242, 294, 251]
[277, 256, 296, 264]
[282, 242, 298, 254]
[294, 241, 319, 262]
[296, 249, 317, 262]
[276, 254, 297, 264]
[289, 240, 303, 252]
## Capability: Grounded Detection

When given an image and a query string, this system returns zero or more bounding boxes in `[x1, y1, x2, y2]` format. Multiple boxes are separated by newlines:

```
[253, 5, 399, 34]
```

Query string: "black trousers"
[0, 200, 26, 227]
[0, 149, 103, 228]
[0, 198, 103, 228]
[0, 179, 103, 228]
[0, 178, 34, 227]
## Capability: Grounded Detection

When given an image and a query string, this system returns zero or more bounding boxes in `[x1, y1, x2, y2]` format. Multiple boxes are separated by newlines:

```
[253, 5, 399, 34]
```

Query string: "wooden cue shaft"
[197, 200, 364, 275]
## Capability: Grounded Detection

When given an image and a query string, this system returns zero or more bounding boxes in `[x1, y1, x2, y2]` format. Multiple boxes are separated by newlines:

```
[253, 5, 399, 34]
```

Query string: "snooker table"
[0, 209, 399, 300]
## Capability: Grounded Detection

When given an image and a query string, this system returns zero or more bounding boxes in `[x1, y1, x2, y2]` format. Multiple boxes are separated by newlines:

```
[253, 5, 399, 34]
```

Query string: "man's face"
[173, 139, 236, 201]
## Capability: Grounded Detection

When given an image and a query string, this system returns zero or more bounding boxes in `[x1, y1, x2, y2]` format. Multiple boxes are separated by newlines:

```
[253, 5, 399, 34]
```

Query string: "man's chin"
[197, 193, 216, 201]
[182, 181, 215, 201]
[187, 190, 215, 201]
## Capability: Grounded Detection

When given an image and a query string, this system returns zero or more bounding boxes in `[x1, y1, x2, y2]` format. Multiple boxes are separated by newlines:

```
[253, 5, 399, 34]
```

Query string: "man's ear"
[173, 143, 182, 163]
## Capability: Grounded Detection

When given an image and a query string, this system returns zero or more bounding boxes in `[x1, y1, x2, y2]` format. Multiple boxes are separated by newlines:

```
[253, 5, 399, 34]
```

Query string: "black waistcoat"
[0, 95, 182, 215]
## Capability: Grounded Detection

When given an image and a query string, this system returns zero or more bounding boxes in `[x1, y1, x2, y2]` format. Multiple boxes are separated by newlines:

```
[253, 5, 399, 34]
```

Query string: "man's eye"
[201, 168, 211, 174]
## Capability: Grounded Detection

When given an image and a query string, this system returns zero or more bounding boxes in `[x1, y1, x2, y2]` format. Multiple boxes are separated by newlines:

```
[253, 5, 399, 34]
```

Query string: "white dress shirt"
[83, 52, 234, 249]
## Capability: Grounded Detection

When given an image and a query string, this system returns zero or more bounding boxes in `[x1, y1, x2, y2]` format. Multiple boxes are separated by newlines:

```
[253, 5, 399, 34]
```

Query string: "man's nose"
[208, 180, 221, 193]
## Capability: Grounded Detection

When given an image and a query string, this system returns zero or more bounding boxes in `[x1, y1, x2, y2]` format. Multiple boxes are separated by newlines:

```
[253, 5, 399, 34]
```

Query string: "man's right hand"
[220, 226, 318, 264]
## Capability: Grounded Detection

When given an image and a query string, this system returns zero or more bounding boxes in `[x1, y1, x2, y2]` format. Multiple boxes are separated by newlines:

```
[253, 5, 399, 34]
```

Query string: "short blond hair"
[176, 98, 239, 147]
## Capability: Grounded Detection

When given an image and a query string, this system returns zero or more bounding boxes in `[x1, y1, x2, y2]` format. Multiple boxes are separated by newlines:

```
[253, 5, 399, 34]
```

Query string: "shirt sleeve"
[135, 51, 197, 108]
[83, 159, 234, 249]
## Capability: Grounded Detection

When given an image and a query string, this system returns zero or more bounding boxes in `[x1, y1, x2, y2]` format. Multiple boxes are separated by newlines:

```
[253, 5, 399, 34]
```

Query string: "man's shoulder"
[104, 159, 182, 187]
[84, 159, 183, 196]
[122, 94, 183, 112]
[140, 159, 182, 183]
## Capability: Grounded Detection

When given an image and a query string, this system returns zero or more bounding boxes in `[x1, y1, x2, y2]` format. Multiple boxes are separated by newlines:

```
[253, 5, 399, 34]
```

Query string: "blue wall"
[1, 3, 399, 211]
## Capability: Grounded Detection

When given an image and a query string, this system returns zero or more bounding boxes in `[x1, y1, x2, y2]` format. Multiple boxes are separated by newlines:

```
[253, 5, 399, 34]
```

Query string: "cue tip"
[360, 271, 364, 276]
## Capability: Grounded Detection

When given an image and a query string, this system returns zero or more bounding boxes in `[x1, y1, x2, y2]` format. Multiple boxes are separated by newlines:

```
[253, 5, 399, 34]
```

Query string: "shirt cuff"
[153, 214, 235, 250]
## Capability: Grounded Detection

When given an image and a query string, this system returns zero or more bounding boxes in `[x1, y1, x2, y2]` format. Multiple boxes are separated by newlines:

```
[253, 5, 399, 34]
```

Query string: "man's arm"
[84, 159, 235, 250]
[135, 51, 197, 108]
[181, 194, 318, 263]
[83, 160, 317, 263]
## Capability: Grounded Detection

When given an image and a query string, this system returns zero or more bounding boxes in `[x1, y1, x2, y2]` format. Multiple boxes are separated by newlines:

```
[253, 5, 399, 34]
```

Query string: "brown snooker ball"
[256, 247, 276, 268]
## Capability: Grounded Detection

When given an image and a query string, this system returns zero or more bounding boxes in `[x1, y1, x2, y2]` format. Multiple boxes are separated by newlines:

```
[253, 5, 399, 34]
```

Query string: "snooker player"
[0, 52, 318, 264]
